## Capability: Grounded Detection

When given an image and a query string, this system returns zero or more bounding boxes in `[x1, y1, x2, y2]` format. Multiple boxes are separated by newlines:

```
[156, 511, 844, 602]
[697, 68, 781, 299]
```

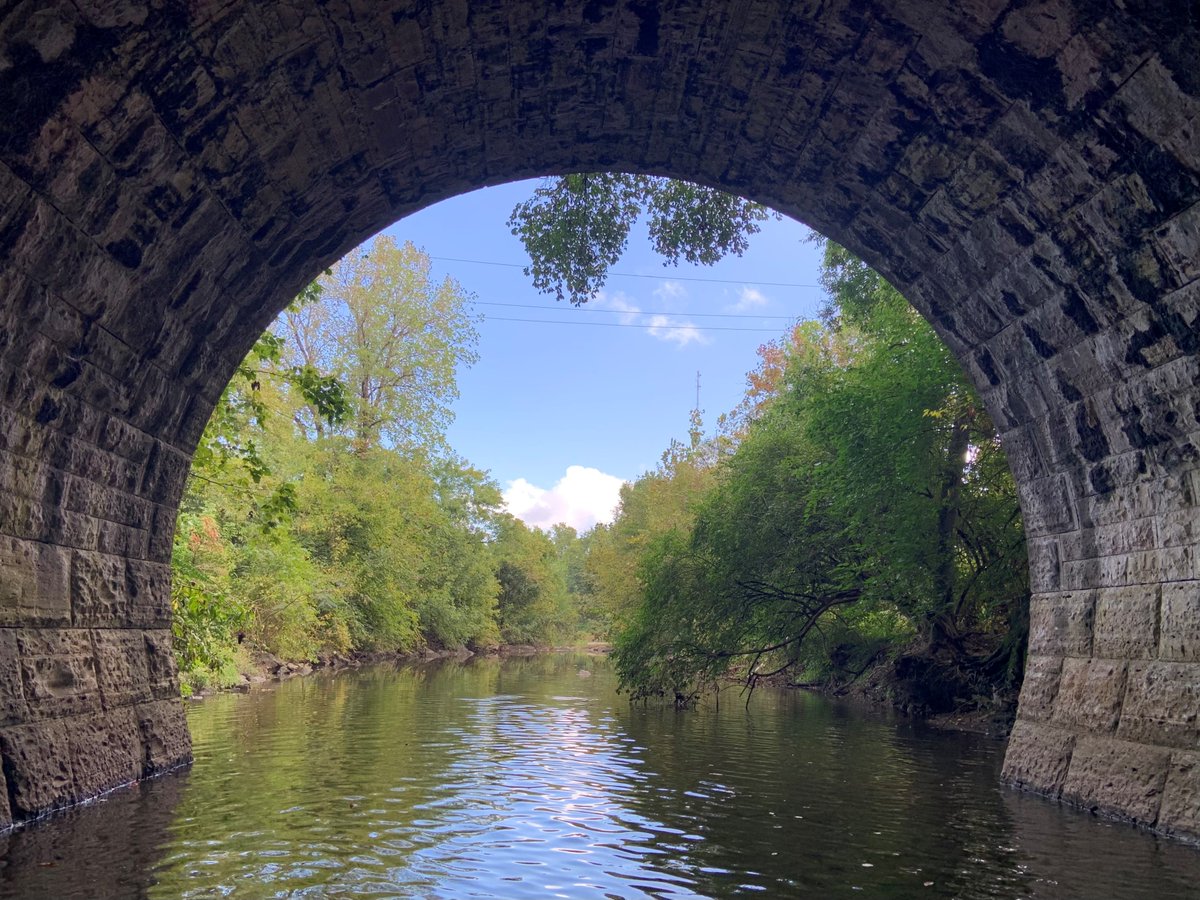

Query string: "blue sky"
[384, 180, 828, 532]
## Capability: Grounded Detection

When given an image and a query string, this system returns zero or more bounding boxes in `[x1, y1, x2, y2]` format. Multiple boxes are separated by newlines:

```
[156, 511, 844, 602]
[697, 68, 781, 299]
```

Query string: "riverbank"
[183, 641, 614, 702]
[810, 651, 1019, 739]
[187, 640, 1015, 742]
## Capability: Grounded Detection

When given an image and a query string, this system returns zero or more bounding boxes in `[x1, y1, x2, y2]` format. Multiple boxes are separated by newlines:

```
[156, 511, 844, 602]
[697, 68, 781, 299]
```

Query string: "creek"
[0, 653, 1197, 898]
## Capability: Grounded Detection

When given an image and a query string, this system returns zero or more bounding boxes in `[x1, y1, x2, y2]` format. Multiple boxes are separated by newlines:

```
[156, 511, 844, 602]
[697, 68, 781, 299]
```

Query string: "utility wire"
[470, 299, 798, 320]
[482, 315, 785, 333]
[431, 255, 822, 289]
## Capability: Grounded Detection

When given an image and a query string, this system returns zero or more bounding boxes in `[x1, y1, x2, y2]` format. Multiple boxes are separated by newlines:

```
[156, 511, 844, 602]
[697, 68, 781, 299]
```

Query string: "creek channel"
[0, 652, 1197, 898]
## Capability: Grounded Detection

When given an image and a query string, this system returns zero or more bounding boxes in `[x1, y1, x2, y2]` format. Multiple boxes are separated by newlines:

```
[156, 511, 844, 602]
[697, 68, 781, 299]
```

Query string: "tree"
[609, 240, 1027, 709]
[508, 172, 1028, 707]
[416, 457, 505, 649]
[611, 324, 873, 700]
[508, 174, 774, 305]
[172, 284, 350, 691]
[280, 236, 480, 451]
[491, 515, 575, 646]
[172, 250, 514, 684]
[584, 412, 720, 636]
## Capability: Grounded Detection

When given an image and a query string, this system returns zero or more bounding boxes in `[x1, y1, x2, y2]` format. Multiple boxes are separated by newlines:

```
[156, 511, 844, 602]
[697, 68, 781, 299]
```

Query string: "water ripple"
[0, 655, 1198, 898]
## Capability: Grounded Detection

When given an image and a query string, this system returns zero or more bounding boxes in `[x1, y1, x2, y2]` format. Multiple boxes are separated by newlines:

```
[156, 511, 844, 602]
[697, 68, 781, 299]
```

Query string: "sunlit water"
[1, 654, 1198, 898]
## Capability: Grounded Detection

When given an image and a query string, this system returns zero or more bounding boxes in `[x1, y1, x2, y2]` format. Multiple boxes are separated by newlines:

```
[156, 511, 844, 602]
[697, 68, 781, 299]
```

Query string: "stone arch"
[0, 0, 1197, 838]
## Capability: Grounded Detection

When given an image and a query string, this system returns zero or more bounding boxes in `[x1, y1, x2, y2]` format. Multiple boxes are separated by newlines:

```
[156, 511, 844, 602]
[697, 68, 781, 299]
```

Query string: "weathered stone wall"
[0, 0, 1196, 839]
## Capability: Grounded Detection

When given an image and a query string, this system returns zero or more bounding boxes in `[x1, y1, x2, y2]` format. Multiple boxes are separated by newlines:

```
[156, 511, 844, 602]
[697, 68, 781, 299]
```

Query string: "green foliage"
[491, 515, 577, 646]
[235, 528, 342, 661]
[171, 513, 248, 695]
[280, 236, 480, 451]
[172, 244, 590, 684]
[608, 239, 1027, 707]
[583, 427, 718, 637]
[509, 174, 774, 305]
[416, 459, 504, 649]
[550, 524, 600, 636]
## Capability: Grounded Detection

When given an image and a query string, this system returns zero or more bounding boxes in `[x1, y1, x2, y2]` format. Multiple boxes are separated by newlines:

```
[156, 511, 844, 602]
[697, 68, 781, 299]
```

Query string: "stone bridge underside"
[0, 0, 1198, 838]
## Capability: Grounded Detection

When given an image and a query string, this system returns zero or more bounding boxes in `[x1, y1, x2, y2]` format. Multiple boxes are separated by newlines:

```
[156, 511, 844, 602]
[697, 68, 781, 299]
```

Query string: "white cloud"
[597, 290, 642, 325]
[595, 289, 709, 347]
[727, 285, 769, 312]
[647, 314, 707, 347]
[503, 465, 625, 532]
[653, 280, 687, 302]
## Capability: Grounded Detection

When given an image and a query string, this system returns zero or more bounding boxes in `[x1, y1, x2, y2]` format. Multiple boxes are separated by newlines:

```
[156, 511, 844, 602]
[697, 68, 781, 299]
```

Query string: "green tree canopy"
[609, 239, 1027, 709]
[508, 174, 775, 305]
[279, 236, 480, 451]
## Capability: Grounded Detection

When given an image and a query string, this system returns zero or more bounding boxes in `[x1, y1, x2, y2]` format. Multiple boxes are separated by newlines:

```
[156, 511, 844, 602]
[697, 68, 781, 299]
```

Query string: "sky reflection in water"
[0, 654, 1197, 899]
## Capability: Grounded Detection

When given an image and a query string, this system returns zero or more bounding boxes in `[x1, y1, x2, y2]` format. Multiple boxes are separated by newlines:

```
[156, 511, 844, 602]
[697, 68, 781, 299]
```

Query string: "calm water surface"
[0, 654, 1197, 898]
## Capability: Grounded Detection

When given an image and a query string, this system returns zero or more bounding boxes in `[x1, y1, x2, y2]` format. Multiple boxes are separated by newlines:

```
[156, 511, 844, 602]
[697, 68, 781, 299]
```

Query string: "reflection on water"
[0, 765, 188, 897]
[0, 653, 1197, 898]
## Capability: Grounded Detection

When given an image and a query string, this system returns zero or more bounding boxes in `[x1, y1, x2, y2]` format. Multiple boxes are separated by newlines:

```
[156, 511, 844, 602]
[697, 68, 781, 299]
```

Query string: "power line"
[482, 314, 785, 333]
[431, 255, 822, 288]
[469, 299, 798, 320]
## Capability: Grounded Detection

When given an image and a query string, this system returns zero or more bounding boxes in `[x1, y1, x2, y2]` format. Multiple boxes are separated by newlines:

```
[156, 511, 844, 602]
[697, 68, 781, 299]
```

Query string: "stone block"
[0, 536, 71, 627]
[1117, 661, 1200, 750]
[146, 503, 176, 564]
[1028, 591, 1095, 657]
[16, 628, 102, 720]
[1093, 585, 1160, 659]
[0, 765, 11, 830]
[137, 441, 191, 506]
[1085, 476, 1184, 528]
[1002, 719, 1075, 797]
[66, 708, 142, 800]
[90, 629, 152, 709]
[136, 698, 192, 775]
[1061, 735, 1170, 826]
[1026, 538, 1061, 594]
[1158, 749, 1200, 842]
[1160, 581, 1200, 662]
[997, 422, 1046, 483]
[95, 524, 151, 563]
[1017, 473, 1078, 536]
[1098, 547, 1195, 589]
[63, 475, 153, 530]
[0, 720, 76, 815]
[69, 550, 124, 626]
[1090, 518, 1157, 557]
[0, 629, 28, 727]
[1160, 507, 1199, 550]
[1062, 557, 1101, 591]
[143, 628, 180, 700]
[1052, 658, 1127, 733]
[70, 550, 170, 628]
[1015, 655, 1063, 723]
[1155, 198, 1200, 285]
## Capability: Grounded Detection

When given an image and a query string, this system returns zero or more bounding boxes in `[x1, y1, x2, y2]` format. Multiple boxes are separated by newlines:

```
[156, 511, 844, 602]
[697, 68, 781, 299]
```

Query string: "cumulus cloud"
[653, 280, 687, 302]
[599, 291, 642, 325]
[595, 289, 709, 347]
[647, 314, 707, 346]
[503, 465, 625, 532]
[727, 285, 769, 312]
